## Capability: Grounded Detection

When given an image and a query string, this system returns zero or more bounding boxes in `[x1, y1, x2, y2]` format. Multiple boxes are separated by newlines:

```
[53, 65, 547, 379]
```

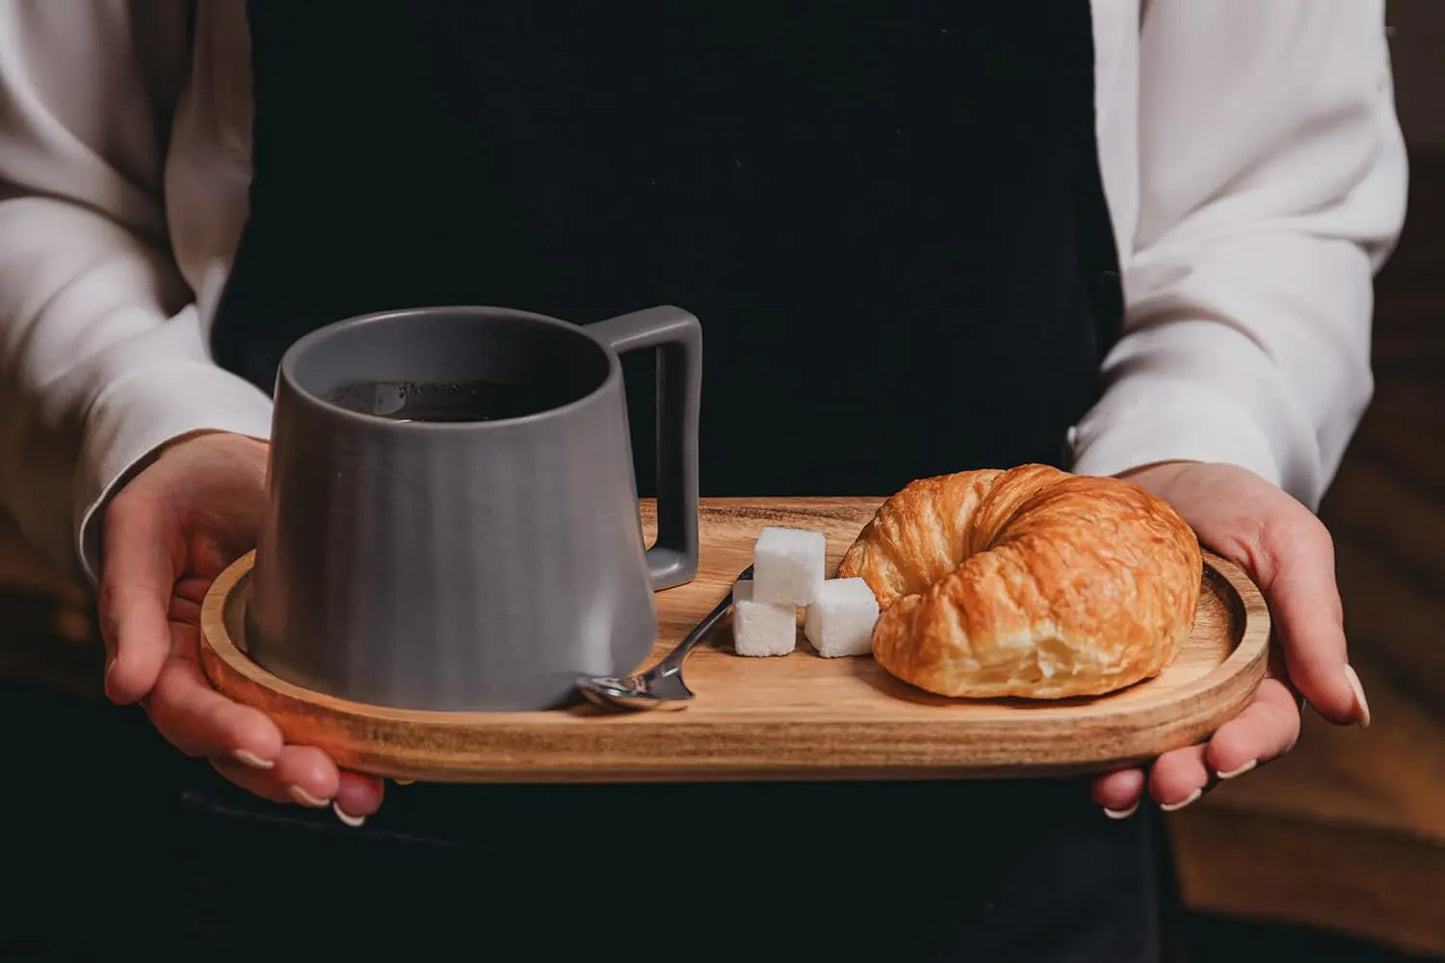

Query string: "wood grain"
[197, 497, 1268, 783]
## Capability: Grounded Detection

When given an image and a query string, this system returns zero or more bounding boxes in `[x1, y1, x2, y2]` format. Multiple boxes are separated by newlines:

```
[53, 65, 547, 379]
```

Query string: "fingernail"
[1159, 788, 1203, 813]
[394, 778, 414, 786]
[232, 749, 274, 771]
[1344, 664, 1371, 728]
[1216, 759, 1257, 780]
[332, 801, 366, 828]
[288, 785, 330, 808]
[1103, 801, 1139, 820]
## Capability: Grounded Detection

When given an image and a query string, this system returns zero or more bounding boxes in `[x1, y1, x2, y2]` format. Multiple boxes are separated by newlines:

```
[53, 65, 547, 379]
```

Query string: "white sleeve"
[0, 1, 273, 586]
[1068, 0, 1408, 510]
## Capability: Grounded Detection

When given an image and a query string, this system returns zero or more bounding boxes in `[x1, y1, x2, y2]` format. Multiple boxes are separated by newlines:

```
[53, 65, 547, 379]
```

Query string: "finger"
[206, 744, 343, 807]
[332, 771, 387, 827]
[208, 757, 296, 804]
[1265, 644, 1301, 703]
[1252, 515, 1363, 726]
[1148, 744, 1211, 811]
[273, 745, 342, 808]
[98, 494, 181, 704]
[1092, 767, 1147, 818]
[1203, 677, 1301, 778]
[170, 577, 212, 618]
[145, 650, 284, 764]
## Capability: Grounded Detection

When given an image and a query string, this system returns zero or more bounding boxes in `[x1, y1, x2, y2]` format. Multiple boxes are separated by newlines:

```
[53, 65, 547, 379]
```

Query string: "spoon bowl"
[577, 566, 752, 711]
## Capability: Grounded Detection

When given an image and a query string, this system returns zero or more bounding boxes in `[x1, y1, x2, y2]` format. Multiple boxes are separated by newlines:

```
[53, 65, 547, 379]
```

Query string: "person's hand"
[99, 431, 386, 825]
[1091, 461, 1370, 818]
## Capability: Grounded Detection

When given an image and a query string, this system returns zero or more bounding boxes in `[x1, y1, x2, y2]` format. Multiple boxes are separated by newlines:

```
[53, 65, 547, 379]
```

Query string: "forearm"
[1070, 232, 1383, 504]
[1070, 0, 1408, 509]
[0, 197, 273, 584]
[0, 2, 272, 585]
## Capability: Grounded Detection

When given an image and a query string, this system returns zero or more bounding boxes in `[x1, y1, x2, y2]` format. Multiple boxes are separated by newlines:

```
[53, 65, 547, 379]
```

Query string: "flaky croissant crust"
[838, 465, 1202, 699]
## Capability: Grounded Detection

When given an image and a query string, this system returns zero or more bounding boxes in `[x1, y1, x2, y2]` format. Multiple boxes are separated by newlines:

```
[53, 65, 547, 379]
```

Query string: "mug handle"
[587, 306, 702, 590]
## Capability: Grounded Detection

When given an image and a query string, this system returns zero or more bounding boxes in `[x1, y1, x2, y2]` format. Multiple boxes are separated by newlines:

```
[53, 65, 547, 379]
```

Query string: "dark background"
[1, 2, 1443, 958]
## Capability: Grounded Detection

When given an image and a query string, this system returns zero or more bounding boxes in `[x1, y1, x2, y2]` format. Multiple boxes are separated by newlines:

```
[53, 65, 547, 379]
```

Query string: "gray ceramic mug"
[245, 305, 701, 711]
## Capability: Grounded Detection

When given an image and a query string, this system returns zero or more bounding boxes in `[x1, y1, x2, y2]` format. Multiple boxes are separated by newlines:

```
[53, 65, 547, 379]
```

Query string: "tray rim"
[198, 511, 1271, 782]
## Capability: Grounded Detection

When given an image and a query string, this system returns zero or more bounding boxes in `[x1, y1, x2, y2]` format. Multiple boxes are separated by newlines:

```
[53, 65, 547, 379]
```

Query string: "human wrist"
[74, 367, 273, 585]
[1110, 459, 1201, 482]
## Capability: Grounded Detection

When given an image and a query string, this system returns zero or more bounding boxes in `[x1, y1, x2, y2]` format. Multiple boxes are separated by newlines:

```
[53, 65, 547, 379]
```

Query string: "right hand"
[98, 431, 385, 824]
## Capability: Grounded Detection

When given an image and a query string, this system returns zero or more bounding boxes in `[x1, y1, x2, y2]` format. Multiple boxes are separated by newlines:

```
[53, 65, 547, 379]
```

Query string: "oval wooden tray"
[199, 498, 1270, 783]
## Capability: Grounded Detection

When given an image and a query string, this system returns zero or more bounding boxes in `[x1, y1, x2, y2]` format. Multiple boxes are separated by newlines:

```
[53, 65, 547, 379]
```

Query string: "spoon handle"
[654, 565, 753, 675]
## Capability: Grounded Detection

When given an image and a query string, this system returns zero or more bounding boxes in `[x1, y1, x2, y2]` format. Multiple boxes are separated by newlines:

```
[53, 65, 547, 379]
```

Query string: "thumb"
[98, 491, 182, 705]
[1240, 511, 1366, 728]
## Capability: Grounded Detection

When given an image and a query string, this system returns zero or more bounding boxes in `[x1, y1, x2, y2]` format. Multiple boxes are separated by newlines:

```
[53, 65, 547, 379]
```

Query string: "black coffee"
[323, 378, 573, 422]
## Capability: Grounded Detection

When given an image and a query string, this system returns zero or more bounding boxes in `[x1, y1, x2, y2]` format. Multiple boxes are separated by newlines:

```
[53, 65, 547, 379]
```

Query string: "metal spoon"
[577, 565, 753, 711]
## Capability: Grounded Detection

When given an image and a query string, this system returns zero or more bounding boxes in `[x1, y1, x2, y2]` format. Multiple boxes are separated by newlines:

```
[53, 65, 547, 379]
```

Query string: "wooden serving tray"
[199, 498, 1269, 783]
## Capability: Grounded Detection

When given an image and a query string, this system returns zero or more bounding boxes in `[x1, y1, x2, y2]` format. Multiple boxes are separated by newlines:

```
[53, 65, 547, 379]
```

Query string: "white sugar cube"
[752, 526, 827, 605]
[804, 578, 880, 658]
[731, 581, 797, 657]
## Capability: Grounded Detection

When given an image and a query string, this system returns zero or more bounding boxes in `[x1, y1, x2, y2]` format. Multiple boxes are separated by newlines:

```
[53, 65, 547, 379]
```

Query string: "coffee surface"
[322, 378, 573, 422]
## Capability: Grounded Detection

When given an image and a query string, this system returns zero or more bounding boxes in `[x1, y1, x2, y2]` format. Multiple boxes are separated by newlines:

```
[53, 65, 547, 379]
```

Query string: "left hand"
[1090, 461, 1370, 818]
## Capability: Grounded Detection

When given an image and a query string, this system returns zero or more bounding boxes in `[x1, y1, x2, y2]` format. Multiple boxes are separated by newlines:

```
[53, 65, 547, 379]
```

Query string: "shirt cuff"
[1067, 376, 1292, 502]
[72, 362, 274, 585]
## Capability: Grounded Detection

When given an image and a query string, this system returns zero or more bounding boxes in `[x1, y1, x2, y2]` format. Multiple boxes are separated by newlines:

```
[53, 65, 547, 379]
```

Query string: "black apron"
[214, 0, 1123, 493]
[179, 2, 1182, 960]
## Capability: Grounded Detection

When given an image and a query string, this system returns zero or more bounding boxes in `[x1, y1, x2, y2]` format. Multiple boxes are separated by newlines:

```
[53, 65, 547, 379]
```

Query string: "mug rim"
[275, 305, 620, 431]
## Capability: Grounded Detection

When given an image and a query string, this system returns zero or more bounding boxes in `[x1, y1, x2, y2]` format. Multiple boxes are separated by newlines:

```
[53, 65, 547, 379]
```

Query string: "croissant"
[837, 465, 1201, 699]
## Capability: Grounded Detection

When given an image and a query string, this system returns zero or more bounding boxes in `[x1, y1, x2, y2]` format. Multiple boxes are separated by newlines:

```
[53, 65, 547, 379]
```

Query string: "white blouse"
[0, 0, 1408, 583]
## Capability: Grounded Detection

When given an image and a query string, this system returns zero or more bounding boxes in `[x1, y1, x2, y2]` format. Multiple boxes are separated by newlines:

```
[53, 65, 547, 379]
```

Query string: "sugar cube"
[803, 578, 880, 658]
[731, 580, 797, 657]
[752, 526, 827, 605]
